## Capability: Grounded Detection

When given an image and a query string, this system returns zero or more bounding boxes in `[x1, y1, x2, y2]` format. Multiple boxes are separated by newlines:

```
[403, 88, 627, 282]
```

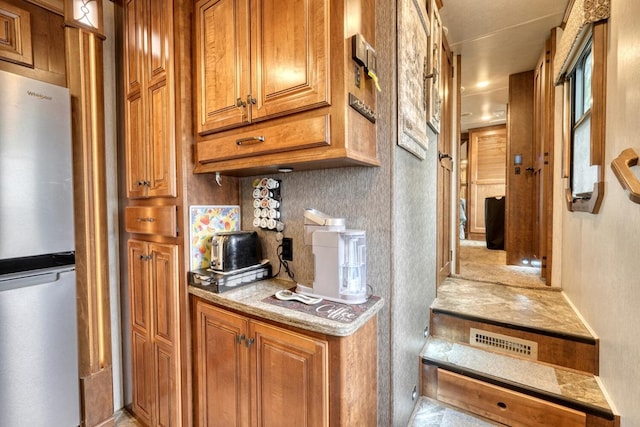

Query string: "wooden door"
[195, 0, 250, 134]
[128, 239, 152, 425]
[149, 242, 179, 426]
[533, 38, 555, 283]
[437, 38, 453, 283]
[250, 320, 328, 427]
[468, 125, 507, 240]
[194, 301, 250, 427]
[250, 0, 330, 121]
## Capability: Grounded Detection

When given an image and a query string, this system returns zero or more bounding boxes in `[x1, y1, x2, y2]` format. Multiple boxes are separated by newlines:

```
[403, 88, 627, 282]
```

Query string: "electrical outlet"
[282, 238, 293, 261]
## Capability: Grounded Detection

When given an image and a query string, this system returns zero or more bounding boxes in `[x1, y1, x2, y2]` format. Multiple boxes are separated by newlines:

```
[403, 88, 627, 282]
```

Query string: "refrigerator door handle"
[1, 271, 62, 292]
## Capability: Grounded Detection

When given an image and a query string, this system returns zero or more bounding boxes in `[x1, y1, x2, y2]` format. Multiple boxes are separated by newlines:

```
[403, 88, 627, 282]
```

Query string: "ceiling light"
[476, 81, 489, 88]
[481, 115, 492, 121]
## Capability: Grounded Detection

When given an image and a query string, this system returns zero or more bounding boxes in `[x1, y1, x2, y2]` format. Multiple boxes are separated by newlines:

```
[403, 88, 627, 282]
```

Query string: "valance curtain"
[553, 0, 610, 85]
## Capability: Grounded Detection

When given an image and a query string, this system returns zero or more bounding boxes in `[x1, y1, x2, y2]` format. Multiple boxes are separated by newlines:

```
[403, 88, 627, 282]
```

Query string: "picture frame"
[397, 0, 431, 159]
[427, 0, 442, 134]
[189, 205, 240, 270]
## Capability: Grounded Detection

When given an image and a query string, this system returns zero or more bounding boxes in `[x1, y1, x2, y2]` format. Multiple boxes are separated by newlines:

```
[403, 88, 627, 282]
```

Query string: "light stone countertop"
[188, 278, 384, 337]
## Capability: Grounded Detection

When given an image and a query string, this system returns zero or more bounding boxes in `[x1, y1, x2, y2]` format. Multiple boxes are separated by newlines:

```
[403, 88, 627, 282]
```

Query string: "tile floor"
[114, 409, 142, 426]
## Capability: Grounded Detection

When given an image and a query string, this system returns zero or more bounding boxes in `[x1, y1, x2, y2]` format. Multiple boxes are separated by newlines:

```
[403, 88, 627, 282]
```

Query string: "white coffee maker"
[296, 209, 368, 304]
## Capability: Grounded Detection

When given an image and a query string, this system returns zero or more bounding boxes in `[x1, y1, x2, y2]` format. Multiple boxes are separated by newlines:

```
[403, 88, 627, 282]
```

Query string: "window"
[563, 21, 607, 213]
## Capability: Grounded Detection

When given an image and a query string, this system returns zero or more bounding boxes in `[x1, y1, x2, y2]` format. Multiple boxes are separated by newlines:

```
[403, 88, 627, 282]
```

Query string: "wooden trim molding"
[0, 1, 33, 67]
[65, 25, 114, 427]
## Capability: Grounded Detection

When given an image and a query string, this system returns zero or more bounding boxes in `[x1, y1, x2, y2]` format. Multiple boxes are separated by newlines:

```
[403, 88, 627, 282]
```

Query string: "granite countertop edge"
[188, 278, 384, 337]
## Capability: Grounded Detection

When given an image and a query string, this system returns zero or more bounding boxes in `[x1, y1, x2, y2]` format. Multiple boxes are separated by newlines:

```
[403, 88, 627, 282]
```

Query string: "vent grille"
[469, 328, 538, 360]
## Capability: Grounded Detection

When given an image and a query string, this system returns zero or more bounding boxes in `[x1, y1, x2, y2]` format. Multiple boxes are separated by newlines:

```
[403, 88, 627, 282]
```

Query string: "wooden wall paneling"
[506, 71, 534, 265]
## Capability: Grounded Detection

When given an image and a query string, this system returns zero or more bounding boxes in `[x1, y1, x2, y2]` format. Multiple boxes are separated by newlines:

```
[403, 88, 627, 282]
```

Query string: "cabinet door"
[149, 242, 180, 426]
[146, 81, 176, 198]
[250, 321, 328, 427]
[250, 0, 330, 121]
[125, 93, 147, 198]
[194, 301, 250, 427]
[195, 0, 250, 134]
[145, 0, 176, 198]
[124, 0, 147, 199]
[128, 240, 152, 424]
[124, 0, 176, 199]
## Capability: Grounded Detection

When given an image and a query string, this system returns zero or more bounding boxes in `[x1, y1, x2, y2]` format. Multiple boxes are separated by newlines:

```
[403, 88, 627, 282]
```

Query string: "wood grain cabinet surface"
[194, 0, 379, 175]
[128, 239, 181, 427]
[192, 296, 378, 426]
[124, 0, 176, 199]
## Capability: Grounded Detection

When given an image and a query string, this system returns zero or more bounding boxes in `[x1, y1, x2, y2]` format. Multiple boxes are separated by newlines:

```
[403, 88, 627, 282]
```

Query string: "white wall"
[560, 1, 640, 425]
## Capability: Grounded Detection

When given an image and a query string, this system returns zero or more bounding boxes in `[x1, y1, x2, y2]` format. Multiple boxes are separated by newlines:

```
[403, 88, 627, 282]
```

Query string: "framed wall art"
[427, 0, 442, 134]
[397, 0, 430, 159]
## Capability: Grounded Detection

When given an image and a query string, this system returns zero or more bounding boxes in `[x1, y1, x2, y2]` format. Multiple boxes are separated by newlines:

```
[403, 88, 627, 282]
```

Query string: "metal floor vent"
[469, 328, 538, 360]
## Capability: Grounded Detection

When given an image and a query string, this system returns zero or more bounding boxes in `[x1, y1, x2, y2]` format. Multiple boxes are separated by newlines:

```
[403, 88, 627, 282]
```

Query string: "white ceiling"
[439, 0, 570, 132]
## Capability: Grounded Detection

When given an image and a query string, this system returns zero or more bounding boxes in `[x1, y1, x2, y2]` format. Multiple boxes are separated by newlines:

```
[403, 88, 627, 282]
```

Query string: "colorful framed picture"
[189, 205, 240, 270]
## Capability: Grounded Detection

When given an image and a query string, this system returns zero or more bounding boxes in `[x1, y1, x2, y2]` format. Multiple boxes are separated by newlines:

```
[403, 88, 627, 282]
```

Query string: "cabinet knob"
[236, 97, 247, 108]
[236, 334, 246, 344]
[245, 338, 255, 348]
[247, 95, 256, 105]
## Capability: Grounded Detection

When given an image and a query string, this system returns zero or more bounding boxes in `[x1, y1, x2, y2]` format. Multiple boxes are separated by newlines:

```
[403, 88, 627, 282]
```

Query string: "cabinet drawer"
[197, 115, 330, 163]
[125, 206, 177, 237]
[437, 369, 586, 427]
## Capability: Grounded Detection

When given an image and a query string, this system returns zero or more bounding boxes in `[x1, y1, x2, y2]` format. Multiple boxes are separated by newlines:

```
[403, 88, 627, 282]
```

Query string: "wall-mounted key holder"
[251, 177, 284, 231]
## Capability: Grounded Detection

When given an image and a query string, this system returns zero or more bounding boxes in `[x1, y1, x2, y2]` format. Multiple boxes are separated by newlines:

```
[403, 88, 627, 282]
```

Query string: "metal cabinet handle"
[236, 334, 246, 344]
[236, 136, 265, 146]
[438, 151, 452, 161]
[245, 338, 255, 348]
[236, 97, 247, 108]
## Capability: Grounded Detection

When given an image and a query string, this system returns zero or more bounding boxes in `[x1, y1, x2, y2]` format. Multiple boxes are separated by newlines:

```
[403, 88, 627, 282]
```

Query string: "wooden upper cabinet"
[195, 0, 329, 135]
[250, 0, 329, 121]
[195, 0, 250, 133]
[194, 0, 378, 175]
[124, 0, 176, 199]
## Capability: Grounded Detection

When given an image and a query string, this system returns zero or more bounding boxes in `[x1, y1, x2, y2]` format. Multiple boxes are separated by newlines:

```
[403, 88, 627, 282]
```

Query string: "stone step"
[408, 396, 501, 427]
[431, 278, 599, 374]
[420, 336, 616, 423]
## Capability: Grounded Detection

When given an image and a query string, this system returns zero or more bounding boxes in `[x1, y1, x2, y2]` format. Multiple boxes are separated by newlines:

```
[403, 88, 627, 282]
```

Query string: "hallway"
[455, 240, 549, 289]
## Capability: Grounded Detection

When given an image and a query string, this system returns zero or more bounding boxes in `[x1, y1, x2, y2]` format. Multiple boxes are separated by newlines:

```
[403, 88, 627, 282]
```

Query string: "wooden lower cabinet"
[128, 239, 181, 426]
[193, 296, 378, 427]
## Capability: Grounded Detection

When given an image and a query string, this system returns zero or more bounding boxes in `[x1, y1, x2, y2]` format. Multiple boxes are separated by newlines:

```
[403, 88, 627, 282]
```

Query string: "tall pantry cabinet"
[122, 0, 239, 425]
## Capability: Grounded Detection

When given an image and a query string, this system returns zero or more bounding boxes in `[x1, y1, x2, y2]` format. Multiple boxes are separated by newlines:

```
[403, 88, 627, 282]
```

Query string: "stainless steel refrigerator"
[0, 69, 80, 426]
